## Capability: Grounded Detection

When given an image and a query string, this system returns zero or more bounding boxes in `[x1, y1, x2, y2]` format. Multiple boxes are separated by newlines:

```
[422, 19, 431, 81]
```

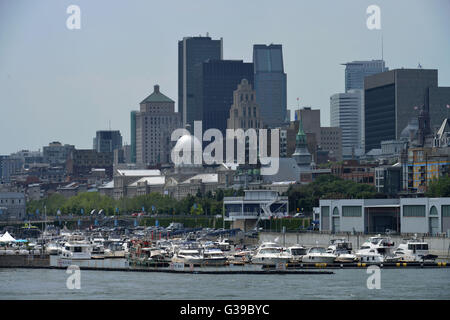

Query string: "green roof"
[140, 85, 174, 104]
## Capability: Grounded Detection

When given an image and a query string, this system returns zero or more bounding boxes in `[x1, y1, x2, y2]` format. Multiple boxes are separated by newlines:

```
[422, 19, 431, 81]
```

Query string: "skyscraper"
[93, 130, 123, 153]
[343, 60, 388, 92]
[133, 85, 181, 165]
[253, 44, 287, 128]
[227, 79, 263, 131]
[364, 68, 447, 152]
[193, 60, 254, 134]
[330, 89, 364, 158]
[178, 36, 223, 128]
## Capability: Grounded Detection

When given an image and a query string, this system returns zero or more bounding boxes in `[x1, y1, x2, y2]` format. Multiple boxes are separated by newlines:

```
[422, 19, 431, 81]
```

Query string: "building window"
[321, 206, 330, 217]
[429, 206, 438, 216]
[332, 207, 339, 216]
[342, 206, 362, 217]
[403, 205, 426, 217]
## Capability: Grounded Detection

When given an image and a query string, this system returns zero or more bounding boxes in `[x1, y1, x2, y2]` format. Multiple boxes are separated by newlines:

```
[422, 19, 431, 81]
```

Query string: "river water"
[0, 268, 449, 299]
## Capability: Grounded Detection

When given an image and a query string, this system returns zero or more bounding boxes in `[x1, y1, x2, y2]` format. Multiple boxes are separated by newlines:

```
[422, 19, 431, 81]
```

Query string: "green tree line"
[27, 175, 385, 217]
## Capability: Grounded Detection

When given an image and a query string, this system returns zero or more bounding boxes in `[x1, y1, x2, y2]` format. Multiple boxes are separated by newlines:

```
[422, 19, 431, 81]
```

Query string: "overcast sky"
[1, 0, 449, 154]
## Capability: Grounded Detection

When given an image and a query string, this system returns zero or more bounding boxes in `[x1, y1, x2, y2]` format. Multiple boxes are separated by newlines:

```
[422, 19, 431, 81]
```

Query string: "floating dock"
[263, 261, 449, 269]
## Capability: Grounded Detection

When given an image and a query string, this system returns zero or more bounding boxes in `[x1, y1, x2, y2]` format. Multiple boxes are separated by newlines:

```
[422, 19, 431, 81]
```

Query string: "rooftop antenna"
[381, 32, 384, 61]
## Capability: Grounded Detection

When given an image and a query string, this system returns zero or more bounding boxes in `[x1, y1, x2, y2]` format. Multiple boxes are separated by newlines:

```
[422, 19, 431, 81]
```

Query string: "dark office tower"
[193, 60, 254, 134]
[93, 130, 123, 153]
[130, 111, 137, 163]
[364, 69, 439, 152]
[253, 44, 287, 127]
[342, 60, 388, 92]
[178, 36, 223, 128]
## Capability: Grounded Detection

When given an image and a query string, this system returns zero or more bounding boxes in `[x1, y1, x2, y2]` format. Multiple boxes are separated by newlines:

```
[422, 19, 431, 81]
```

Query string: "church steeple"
[292, 114, 312, 167]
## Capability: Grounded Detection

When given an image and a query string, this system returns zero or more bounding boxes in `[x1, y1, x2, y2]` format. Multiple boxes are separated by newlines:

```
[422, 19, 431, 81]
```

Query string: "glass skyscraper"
[342, 60, 388, 92]
[193, 60, 254, 135]
[178, 36, 223, 129]
[253, 44, 287, 128]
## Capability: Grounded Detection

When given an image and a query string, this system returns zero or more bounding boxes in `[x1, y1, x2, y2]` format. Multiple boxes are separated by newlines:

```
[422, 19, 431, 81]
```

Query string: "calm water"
[0, 268, 449, 300]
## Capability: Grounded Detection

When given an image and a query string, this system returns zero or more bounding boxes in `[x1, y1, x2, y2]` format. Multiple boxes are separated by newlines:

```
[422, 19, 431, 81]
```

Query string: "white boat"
[355, 235, 397, 263]
[215, 238, 231, 251]
[302, 247, 337, 264]
[251, 245, 291, 266]
[393, 238, 437, 262]
[171, 249, 204, 265]
[286, 245, 308, 263]
[326, 239, 357, 263]
[202, 248, 227, 266]
[45, 242, 60, 255]
[59, 242, 92, 260]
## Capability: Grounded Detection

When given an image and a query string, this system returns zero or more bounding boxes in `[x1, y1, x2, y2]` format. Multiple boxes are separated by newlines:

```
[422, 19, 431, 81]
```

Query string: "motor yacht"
[202, 248, 227, 266]
[251, 245, 292, 266]
[286, 245, 308, 263]
[301, 247, 337, 263]
[393, 238, 437, 262]
[59, 242, 92, 260]
[171, 249, 204, 265]
[326, 239, 357, 263]
[355, 235, 398, 263]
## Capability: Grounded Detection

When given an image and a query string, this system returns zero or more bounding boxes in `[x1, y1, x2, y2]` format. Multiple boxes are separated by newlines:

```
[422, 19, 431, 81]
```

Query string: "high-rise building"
[130, 111, 137, 163]
[178, 36, 223, 128]
[193, 60, 254, 134]
[342, 60, 388, 92]
[133, 85, 182, 166]
[364, 68, 449, 152]
[253, 44, 287, 128]
[43, 142, 75, 166]
[293, 107, 343, 161]
[93, 131, 122, 153]
[227, 79, 263, 131]
[330, 89, 364, 158]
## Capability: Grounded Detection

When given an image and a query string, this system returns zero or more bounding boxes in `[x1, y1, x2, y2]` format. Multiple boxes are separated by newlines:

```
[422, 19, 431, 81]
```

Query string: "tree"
[426, 175, 450, 197]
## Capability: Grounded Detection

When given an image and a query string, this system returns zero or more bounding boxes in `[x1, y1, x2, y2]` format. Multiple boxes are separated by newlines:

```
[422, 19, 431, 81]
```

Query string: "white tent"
[0, 231, 16, 242]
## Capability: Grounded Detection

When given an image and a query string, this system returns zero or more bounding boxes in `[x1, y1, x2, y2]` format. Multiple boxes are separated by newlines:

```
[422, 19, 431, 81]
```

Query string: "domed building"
[400, 118, 419, 142]
[171, 132, 203, 171]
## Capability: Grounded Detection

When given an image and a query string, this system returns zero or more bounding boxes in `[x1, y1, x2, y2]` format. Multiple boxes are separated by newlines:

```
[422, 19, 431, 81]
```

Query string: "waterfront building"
[132, 85, 182, 166]
[178, 35, 223, 128]
[0, 192, 26, 221]
[319, 197, 450, 235]
[364, 68, 450, 152]
[93, 131, 122, 153]
[253, 44, 287, 128]
[193, 59, 254, 134]
[331, 160, 376, 185]
[406, 147, 450, 193]
[375, 164, 402, 195]
[223, 189, 289, 231]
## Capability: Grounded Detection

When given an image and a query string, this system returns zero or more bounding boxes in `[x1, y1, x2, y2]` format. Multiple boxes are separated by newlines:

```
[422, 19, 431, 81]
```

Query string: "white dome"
[171, 134, 203, 167]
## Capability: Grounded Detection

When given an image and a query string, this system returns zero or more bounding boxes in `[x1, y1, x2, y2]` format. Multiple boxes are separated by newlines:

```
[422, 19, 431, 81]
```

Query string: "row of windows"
[0, 199, 22, 204]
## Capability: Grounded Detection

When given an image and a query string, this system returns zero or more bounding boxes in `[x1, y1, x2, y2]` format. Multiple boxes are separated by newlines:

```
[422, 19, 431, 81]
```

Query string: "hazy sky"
[1, 0, 449, 155]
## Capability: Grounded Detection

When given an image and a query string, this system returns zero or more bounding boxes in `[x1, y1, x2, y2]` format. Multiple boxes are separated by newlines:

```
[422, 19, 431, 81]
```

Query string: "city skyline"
[1, 0, 450, 154]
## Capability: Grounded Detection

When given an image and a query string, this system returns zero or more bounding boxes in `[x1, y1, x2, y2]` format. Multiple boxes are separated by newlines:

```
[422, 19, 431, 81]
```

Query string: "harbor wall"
[259, 232, 450, 258]
[0, 254, 50, 267]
